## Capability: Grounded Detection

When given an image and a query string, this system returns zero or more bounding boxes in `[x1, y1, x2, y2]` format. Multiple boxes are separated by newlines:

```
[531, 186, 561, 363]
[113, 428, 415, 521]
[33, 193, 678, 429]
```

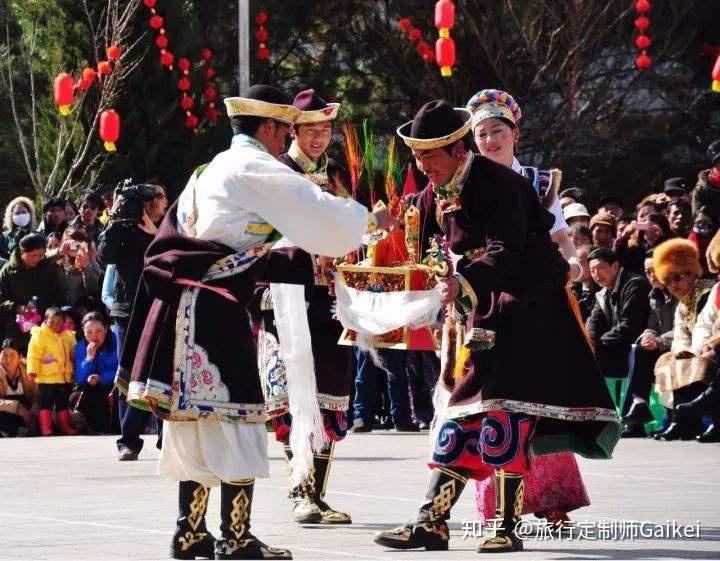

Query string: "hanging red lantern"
[143, 0, 156, 7]
[205, 67, 216, 80]
[53, 73, 75, 116]
[180, 96, 194, 110]
[398, 18, 412, 33]
[204, 86, 217, 101]
[206, 106, 220, 123]
[255, 27, 269, 42]
[435, 37, 455, 77]
[257, 46, 270, 60]
[107, 45, 121, 62]
[149, 15, 164, 29]
[77, 67, 96, 91]
[255, 12, 268, 26]
[635, 53, 652, 70]
[160, 51, 174, 67]
[185, 114, 199, 129]
[635, 35, 651, 50]
[178, 58, 191, 72]
[177, 77, 191, 91]
[634, 16, 650, 30]
[712, 55, 720, 92]
[635, 0, 651, 12]
[97, 61, 112, 76]
[409, 28, 422, 42]
[155, 35, 168, 49]
[100, 109, 120, 152]
[435, 0, 455, 30]
[200, 48, 213, 62]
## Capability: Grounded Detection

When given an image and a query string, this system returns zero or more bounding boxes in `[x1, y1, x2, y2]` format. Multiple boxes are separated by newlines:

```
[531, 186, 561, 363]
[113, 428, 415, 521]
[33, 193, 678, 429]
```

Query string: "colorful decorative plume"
[362, 119, 376, 205]
[341, 122, 362, 200]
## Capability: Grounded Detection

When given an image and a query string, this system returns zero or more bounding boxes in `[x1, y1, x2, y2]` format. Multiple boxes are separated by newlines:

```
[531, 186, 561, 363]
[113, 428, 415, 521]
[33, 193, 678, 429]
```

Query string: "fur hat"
[706, 229, 720, 274]
[653, 238, 703, 285]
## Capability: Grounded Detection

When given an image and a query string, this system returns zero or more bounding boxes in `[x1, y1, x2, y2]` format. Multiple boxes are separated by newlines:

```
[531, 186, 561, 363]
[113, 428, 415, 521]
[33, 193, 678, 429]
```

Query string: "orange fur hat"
[653, 238, 703, 285]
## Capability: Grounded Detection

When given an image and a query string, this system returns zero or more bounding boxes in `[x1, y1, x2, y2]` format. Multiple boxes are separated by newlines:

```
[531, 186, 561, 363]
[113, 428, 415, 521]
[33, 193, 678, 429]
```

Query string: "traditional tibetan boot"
[312, 442, 351, 524]
[170, 481, 215, 560]
[283, 443, 322, 524]
[215, 479, 292, 560]
[477, 470, 524, 553]
[38, 409, 54, 436]
[373, 467, 468, 551]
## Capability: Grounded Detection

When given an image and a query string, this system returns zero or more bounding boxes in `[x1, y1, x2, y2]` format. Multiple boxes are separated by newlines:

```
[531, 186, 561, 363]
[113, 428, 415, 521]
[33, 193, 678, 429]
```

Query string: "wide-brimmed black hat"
[293, 89, 339, 123]
[224, 84, 299, 125]
[663, 177, 691, 196]
[397, 100, 471, 150]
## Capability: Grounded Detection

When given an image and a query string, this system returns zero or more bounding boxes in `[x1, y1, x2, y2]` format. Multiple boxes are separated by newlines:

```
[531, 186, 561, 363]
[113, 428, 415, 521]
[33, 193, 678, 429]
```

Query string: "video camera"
[110, 178, 157, 223]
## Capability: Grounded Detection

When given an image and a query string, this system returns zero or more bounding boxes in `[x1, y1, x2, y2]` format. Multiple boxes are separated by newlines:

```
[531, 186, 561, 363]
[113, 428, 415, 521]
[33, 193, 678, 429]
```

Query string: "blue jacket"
[74, 332, 119, 387]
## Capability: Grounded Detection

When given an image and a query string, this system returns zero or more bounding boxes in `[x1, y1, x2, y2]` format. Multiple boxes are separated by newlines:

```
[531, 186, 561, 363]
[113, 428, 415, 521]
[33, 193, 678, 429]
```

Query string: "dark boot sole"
[477, 541, 524, 553]
[373, 535, 449, 551]
[170, 548, 214, 559]
[215, 552, 292, 560]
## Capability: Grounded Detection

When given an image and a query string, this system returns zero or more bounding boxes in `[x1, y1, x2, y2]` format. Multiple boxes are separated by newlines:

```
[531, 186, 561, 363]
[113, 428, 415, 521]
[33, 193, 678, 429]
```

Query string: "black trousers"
[621, 347, 660, 415]
[38, 383, 70, 411]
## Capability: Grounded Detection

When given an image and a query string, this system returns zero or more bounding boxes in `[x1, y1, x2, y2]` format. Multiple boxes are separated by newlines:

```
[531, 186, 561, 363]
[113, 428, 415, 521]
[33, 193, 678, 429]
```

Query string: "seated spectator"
[0, 234, 62, 350]
[27, 307, 77, 436]
[691, 139, 720, 219]
[36, 197, 68, 238]
[70, 192, 105, 248]
[668, 199, 692, 239]
[651, 239, 714, 441]
[568, 223, 592, 247]
[688, 207, 717, 277]
[0, 338, 37, 437]
[571, 245, 599, 321]
[664, 177, 692, 204]
[72, 312, 118, 434]
[621, 252, 677, 437]
[563, 203, 590, 227]
[53, 227, 102, 308]
[598, 195, 624, 218]
[558, 187, 587, 209]
[589, 212, 616, 249]
[586, 247, 650, 379]
[616, 213, 635, 240]
[64, 200, 79, 223]
[614, 212, 674, 275]
[1, 197, 36, 260]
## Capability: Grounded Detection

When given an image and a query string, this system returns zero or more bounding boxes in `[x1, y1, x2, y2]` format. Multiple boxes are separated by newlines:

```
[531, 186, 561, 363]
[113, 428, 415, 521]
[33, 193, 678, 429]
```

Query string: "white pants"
[158, 419, 269, 487]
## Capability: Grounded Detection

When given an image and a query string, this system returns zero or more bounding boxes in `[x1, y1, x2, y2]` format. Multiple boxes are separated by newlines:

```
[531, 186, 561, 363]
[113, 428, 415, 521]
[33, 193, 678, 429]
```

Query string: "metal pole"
[238, 0, 250, 94]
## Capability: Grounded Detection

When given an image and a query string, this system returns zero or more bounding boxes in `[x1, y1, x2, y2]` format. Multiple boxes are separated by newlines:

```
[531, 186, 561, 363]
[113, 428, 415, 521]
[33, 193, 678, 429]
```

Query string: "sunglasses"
[666, 272, 691, 285]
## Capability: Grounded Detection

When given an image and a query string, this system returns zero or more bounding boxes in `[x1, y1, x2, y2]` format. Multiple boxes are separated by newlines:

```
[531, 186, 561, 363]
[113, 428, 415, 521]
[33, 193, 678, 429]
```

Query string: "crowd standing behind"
[1, 140, 720, 446]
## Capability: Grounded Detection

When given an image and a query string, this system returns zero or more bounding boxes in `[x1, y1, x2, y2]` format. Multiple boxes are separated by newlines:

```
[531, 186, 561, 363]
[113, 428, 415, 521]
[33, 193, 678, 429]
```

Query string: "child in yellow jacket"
[27, 307, 77, 436]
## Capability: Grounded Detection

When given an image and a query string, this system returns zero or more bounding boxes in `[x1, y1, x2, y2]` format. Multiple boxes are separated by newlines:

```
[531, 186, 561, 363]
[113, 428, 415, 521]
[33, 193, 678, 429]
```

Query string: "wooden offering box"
[336, 264, 439, 351]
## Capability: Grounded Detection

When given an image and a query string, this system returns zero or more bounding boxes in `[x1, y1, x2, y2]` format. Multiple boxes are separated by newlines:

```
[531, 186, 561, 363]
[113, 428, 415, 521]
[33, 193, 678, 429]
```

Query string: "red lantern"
[255, 12, 268, 26]
[435, 0, 455, 31]
[255, 27, 269, 42]
[185, 114, 199, 129]
[634, 16, 650, 30]
[180, 96, 194, 110]
[200, 48, 213, 62]
[160, 51, 174, 67]
[177, 77, 191, 91]
[204, 86, 217, 101]
[100, 109, 120, 152]
[54, 73, 75, 116]
[97, 61, 112, 76]
[409, 28, 422, 42]
[713, 55, 720, 81]
[155, 35, 168, 49]
[398, 18, 412, 33]
[205, 67, 216, 80]
[635, 35, 651, 50]
[143, 0, 156, 7]
[436, 37, 455, 76]
[635, 0, 651, 11]
[78, 67, 96, 91]
[635, 53, 652, 70]
[149, 15, 163, 29]
[257, 46, 270, 60]
[178, 58, 191, 72]
[206, 107, 220, 123]
[107, 45, 121, 62]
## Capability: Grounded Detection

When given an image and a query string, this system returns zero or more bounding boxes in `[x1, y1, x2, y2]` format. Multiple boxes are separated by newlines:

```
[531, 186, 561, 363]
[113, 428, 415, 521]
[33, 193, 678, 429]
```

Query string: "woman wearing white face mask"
[1, 197, 36, 260]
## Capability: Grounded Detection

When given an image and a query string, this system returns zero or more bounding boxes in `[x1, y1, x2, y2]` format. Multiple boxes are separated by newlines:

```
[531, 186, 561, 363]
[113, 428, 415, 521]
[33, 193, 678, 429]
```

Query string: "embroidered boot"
[283, 443, 322, 524]
[313, 442, 351, 524]
[374, 468, 468, 551]
[38, 409, 54, 436]
[170, 481, 215, 560]
[215, 479, 292, 560]
[477, 470, 524, 553]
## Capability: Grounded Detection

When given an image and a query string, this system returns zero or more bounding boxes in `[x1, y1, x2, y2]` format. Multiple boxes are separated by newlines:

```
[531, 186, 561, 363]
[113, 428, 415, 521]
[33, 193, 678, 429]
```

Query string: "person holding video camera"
[97, 179, 166, 460]
[614, 212, 674, 276]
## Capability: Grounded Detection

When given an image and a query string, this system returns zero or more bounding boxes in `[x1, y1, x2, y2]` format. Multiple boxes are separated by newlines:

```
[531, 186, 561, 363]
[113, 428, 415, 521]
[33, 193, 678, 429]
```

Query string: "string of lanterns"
[634, 0, 652, 71]
[255, 11, 270, 61]
[396, 18, 435, 65]
[434, 0, 456, 77]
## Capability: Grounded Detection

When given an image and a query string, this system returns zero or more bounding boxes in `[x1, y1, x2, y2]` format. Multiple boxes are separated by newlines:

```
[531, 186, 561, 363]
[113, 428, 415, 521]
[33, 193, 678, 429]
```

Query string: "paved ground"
[0, 431, 718, 560]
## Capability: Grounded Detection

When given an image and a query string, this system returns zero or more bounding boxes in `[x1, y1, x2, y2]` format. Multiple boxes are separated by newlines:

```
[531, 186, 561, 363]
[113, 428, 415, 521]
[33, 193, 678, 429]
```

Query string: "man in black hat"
[598, 195, 624, 219]
[116, 84, 394, 561]
[663, 177, 691, 204]
[373, 100, 619, 553]
[558, 187, 587, 209]
[36, 197, 68, 238]
[252, 89, 353, 526]
[691, 139, 720, 221]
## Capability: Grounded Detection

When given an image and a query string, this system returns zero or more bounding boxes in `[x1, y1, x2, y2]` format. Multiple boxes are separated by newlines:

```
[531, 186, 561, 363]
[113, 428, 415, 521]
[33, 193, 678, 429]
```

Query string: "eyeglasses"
[666, 272, 691, 285]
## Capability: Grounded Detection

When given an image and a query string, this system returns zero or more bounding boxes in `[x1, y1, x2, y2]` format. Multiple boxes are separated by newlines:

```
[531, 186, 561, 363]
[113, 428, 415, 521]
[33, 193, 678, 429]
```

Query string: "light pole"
[238, 0, 250, 94]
